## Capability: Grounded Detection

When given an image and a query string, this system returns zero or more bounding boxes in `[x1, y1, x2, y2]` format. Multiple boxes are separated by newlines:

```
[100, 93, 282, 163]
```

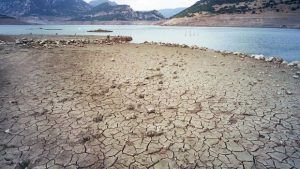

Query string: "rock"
[15, 39, 21, 44]
[286, 90, 293, 95]
[265, 57, 275, 62]
[293, 75, 299, 79]
[5, 129, 10, 133]
[146, 105, 155, 114]
[93, 115, 104, 123]
[288, 61, 300, 67]
[296, 71, 300, 75]
[127, 104, 135, 110]
[15, 159, 30, 169]
[159, 81, 163, 84]
[282, 61, 288, 65]
[274, 57, 284, 63]
[252, 54, 264, 60]
[146, 125, 163, 137]
[125, 114, 137, 120]
[138, 94, 145, 99]
[111, 58, 115, 62]
[9, 100, 18, 104]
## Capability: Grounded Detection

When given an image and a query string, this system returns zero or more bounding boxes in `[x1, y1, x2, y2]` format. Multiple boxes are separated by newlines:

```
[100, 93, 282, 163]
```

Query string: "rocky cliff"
[0, 0, 91, 17]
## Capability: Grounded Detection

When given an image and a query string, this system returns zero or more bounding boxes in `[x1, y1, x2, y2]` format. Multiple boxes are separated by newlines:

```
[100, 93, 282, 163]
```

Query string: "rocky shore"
[13, 35, 132, 48]
[0, 35, 299, 169]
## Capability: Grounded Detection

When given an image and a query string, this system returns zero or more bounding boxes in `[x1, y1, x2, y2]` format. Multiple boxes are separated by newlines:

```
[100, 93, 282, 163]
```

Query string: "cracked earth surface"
[0, 39, 300, 169]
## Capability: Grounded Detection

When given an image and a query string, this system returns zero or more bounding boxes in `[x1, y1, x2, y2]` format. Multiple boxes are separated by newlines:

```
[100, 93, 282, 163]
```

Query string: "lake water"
[0, 25, 299, 61]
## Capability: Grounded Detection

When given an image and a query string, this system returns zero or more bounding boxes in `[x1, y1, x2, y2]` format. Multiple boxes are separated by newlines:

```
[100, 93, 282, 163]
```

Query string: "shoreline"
[0, 35, 299, 168]
[1, 34, 299, 65]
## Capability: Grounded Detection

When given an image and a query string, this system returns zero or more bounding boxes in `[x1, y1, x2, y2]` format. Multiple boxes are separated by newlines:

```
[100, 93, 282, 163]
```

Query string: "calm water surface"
[0, 25, 299, 61]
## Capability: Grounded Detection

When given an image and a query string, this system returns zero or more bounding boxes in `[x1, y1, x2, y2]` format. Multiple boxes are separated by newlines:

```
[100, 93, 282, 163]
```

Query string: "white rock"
[5, 129, 10, 133]
[252, 54, 264, 60]
[293, 75, 299, 79]
[288, 61, 300, 67]
[146, 105, 155, 114]
[111, 58, 115, 62]
[15, 39, 21, 44]
[282, 61, 288, 65]
[265, 57, 275, 62]
[296, 71, 300, 75]
[286, 90, 293, 95]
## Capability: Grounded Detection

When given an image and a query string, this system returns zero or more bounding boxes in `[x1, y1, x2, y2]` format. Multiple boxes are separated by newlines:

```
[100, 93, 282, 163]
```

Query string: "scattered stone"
[93, 115, 104, 123]
[111, 58, 115, 62]
[127, 104, 135, 110]
[9, 100, 18, 104]
[15, 159, 30, 169]
[253, 54, 264, 60]
[282, 60, 288, 65]
[293, 75, 299, 79]
[288, 61, 300, 67]
[125, 114, 137, 120]
[138, 94, 145, 99]
[265, 57, 274, 62]
[296, 71, 300, 75]
[146, 126, 163, 137]
[146, 105, 155, 114]
[5, 129, 10, 133]
[286, 90, 293, 95]
[159, 81, 163, 84]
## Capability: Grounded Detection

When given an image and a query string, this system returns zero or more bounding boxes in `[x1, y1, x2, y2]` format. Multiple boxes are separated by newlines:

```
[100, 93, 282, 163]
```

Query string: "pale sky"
[84, 0, 198, 11]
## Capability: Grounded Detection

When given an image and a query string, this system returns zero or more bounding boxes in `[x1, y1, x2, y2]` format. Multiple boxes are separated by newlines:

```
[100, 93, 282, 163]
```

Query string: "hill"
[163, 0, 300, 28]
[0, 0, 91, 17]
[73, 2, 165, 21]
[174, 0, 300, 18]
[88, 0, 117, 6]
[159, 7, 185, 18]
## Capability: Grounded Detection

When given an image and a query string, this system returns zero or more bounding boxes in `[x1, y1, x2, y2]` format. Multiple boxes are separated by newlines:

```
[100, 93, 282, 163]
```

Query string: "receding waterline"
[0, 25, 299, 61]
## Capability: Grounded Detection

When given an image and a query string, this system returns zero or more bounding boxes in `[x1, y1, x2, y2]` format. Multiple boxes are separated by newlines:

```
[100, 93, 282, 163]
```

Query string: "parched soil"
[0, 36, 299, 169]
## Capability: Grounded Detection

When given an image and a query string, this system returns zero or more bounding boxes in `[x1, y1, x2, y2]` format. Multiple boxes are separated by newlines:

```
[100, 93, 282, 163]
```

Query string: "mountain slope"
[158, 7, 185, 18]
[0, 0, 91, 17]
[73, 2, 165, 21]
[0, 14, 29, 25]
[174, 0, 300, 18]
[89, 0, 117, 6]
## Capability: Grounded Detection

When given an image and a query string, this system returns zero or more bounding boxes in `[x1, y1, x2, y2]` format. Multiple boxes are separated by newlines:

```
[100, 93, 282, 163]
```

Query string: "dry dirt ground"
[162, 13, 300, 29]
[0, 38, 300, 169]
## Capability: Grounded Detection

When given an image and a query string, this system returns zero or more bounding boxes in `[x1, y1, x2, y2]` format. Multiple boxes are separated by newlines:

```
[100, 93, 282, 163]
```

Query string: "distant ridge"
[0, 0, 165, 23]
[174, 0, 300, 18]
[159, 7, 185, 18]
[73, 2, 165, 21]
[0, 0, 91, 17]
[88, 0, 117, 7]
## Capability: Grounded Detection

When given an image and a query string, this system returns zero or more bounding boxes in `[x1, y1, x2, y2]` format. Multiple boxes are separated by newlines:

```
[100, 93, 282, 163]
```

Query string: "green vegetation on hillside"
[173, 0, 300, 18]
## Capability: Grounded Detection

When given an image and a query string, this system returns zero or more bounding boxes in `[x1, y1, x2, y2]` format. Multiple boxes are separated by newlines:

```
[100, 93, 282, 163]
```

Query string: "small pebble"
[146, 106, 155, 114]
[286, 90, 293, 95]
[127, 104, 135, 110]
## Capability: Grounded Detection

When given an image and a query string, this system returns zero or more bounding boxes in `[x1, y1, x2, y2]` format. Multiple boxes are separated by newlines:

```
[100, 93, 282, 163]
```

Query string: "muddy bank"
[0, 35, 299, 169]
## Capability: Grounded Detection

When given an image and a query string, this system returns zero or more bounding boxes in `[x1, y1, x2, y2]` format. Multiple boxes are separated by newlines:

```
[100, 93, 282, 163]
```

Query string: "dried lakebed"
[0, 35, 300, 169]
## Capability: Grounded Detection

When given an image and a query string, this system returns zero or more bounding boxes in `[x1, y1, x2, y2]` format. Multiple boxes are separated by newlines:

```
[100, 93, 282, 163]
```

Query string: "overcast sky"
[84, 0, 198, 11]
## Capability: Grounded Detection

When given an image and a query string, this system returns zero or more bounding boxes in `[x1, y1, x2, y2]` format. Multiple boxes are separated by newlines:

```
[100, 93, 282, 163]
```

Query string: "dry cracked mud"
[0, 36, 300, 169]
